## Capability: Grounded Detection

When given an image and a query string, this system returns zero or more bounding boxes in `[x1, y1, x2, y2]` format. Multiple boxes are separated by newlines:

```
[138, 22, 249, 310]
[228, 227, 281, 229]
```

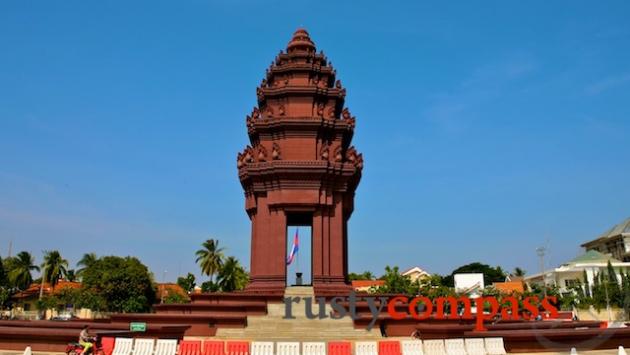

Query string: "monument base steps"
[209, 287, 382, 341]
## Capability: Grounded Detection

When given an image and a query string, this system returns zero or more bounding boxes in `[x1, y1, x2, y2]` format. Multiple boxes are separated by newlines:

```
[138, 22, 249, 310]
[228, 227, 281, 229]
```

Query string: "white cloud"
[585, 73, 630, 95]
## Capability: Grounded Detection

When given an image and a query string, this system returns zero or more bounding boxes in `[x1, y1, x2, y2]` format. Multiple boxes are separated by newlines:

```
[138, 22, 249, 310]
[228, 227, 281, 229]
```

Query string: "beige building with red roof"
[401, 266, 431, 281]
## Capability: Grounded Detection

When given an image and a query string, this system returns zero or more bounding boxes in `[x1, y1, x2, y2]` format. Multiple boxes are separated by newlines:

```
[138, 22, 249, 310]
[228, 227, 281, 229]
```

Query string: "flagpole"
[296, 228, 300, 273]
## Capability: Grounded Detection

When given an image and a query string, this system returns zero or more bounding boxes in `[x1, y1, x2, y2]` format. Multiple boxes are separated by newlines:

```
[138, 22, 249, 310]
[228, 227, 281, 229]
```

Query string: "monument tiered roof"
[238, 28, 362, 188]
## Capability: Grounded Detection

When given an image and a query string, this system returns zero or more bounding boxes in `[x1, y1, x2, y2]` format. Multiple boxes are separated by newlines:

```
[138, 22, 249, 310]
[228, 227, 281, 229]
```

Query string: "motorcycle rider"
[78, 325, 93, 354]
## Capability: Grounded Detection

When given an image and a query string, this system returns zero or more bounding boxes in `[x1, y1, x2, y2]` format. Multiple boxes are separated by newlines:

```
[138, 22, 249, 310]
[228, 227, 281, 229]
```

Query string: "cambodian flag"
[286, 229, 299, 265]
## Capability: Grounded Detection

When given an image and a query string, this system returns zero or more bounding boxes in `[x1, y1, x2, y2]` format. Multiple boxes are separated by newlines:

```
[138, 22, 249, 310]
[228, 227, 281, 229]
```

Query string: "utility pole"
[39, 266, 46, 300]
[38, 265, 47, 321]
[536, 246, 547, 297]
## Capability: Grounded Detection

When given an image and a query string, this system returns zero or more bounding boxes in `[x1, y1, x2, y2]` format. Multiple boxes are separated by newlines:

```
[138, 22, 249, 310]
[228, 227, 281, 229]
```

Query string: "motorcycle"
[65, 336, 103, 355]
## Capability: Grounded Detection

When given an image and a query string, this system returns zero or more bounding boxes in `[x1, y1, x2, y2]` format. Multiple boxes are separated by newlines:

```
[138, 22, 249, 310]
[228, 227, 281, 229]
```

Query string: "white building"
[454, 273, 485, 297]
[524, 250, 630, 294]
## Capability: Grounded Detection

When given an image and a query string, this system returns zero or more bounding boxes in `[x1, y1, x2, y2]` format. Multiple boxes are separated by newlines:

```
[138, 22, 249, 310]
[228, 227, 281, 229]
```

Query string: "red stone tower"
[237, 29, 363, 295]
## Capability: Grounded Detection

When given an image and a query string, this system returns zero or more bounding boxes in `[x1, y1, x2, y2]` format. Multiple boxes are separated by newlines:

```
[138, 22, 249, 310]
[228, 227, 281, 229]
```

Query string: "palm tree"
[513, 267, 526, 277]
[361, 271, 375, 280]
[195, 239, 225, 284]
[217, 257, 248, 292]
[0, 257, 8, 287]
[8, 251, 40, 290]
[76, 253, 98, 277]
[65, 269, 77, 282]
[41, 250, 69, 289]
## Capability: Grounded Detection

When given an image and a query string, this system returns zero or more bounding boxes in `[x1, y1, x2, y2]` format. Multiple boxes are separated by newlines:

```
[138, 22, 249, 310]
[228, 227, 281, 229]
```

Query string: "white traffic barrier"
[423, 340, 446, 355]
[484, 338, 506, 355]
[464, 338, 486, 355]
[355, 342, 378, 355]
[303, 342, 326, 355]
[444, 339, 466, 355]
[132, 339, 155, 355]
[113, 338, 134, 355]
[251, 342, 274, 355]
[277, 342, 300, 355]
[401, 340, 424, 355]
[155, 339, 178, 355]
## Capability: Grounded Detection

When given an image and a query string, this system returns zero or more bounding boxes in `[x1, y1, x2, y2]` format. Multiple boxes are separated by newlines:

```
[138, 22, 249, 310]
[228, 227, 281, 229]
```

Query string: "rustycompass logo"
[283, 292, 559, 331]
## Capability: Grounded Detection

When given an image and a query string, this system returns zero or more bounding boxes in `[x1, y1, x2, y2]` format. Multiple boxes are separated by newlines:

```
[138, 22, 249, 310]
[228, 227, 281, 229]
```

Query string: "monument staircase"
[212, 287, 382, 341]
[111, 290, 284, 337]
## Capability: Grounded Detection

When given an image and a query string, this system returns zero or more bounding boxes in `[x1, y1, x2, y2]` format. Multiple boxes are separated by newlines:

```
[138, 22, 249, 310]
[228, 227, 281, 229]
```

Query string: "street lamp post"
[536, 246, 547, 297]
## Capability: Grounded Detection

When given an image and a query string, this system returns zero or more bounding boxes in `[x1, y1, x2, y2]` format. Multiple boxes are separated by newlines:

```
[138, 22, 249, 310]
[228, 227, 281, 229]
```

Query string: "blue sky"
[1, 1, 629, 282]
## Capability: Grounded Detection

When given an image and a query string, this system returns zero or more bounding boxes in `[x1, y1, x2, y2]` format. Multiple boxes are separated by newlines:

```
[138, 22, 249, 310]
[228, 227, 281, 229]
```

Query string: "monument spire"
[286, 28, 315, 53]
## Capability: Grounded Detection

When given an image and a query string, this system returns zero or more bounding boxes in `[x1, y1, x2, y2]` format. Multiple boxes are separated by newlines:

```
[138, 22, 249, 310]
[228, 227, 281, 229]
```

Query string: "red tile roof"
[493, 281, 525, 294]
[157, 283, 187, 298]
[12, 281, 81, 299]
[351, 280, 385, 288]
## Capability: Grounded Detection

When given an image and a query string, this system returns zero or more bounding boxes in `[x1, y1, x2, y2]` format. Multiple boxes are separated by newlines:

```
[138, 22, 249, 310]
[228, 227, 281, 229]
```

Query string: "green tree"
[376, 265, 415, 294]
[196, 239, 225, 284]
[0, 288, 10, 309]
[606, 260, 622, 306]
[0, 257, 9, 309]
[442, 262, 507, 287]
[55, 285, 80, 307]
[36, 295, 59, 312]
[623, 271, 630, 319]
[7, 251, 40, 290]
[570, 279, 586, 305]
[41, 250, 69, 289]
[76, 253, 98, 278]
[76, 288, 107, 312]
[0, 257, 7, 287]
[200, 281, 219, 293]
[348, 271, 375, 281]
[512, 267, 526, 277]
[217, 257, 249, 292]
[65, 269, 77, 282]
[176, 273, 196, 293]
[591, 272, 607, 311]
[163, 292, 190, 304]
[81, 256, 156, 313]
[425, 274, 444, 287]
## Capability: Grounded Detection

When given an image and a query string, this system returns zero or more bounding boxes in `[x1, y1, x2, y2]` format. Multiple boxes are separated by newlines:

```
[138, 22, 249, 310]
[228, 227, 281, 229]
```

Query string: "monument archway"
[237, 29, 362, 295]
[285, 213, 312, 286]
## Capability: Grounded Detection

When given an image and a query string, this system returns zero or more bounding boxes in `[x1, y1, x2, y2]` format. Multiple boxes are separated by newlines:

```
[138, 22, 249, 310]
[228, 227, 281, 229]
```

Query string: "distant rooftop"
[582, 217, 630, 247]
[564, 249, 620, 265]
[600, 217, 630, 237]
